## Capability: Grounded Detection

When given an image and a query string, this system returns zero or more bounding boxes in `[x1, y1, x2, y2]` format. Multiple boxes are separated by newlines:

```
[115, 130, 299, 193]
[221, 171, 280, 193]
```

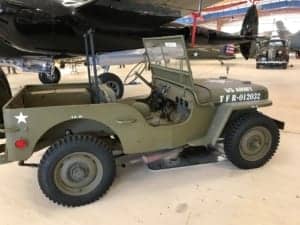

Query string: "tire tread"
[38, 135, 115, 207]
[224, 112, 280, 169]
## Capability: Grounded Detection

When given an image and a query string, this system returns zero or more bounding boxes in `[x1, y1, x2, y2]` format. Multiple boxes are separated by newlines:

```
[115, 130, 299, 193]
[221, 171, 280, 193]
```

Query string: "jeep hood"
[193, 78, 269, 104]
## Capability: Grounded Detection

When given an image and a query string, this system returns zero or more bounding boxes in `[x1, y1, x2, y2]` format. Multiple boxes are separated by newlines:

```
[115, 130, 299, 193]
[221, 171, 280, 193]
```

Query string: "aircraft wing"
[67, 0, 225, 19]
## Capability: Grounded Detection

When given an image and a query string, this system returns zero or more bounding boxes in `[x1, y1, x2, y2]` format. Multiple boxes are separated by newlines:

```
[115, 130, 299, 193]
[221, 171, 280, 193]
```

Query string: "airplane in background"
[0, 0, 261, 124]
[275, 21, 300, 56]
[0, 0, 259, 82]
[187, 44, 236, 60]
[257, 20, 300, 58]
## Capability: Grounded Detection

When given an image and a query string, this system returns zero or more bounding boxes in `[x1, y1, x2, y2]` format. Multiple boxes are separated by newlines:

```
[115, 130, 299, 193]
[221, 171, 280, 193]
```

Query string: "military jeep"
[0, 36, 283, 207]
[256, 39, 289, 69]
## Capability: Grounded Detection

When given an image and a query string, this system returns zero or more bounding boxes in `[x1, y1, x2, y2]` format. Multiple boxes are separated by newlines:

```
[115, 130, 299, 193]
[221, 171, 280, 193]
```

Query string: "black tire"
[38, 135, 116, 207]
[0, 68, 12, 124]
[282, 63, 288, 69]
[39, 67, 61, 84]
[224, 112, 279, 169]
[99, 72, 124, 99]
[256, 63, 261, 69]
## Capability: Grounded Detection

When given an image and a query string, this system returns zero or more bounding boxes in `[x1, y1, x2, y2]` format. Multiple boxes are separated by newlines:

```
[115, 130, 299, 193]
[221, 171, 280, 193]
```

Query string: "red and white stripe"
[225, 44, 235, 55]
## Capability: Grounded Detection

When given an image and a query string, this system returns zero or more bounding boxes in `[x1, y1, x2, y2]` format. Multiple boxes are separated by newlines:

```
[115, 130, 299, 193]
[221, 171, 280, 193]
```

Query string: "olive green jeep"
[0, 36, 283, 207]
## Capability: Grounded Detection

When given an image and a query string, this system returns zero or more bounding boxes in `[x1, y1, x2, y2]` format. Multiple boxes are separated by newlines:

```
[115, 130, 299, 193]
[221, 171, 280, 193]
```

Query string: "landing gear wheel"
[0, 68, 12, 124]
[39, 67, 61, 84]
[99, 73, 124, 99]
[224, 113, 279, 169]
[38, 135, 116, 207]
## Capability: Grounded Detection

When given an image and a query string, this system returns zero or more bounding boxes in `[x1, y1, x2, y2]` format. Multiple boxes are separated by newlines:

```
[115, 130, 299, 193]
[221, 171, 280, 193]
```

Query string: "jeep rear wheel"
[0, 68, 12, 125]
[224, 113, 279, 169]
[38, 135, 116, 207]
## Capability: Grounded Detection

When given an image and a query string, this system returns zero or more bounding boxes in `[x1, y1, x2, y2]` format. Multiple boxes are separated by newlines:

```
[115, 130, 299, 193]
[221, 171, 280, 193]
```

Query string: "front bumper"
[256, 56, 289, 66]
[257, 59, 287, 66]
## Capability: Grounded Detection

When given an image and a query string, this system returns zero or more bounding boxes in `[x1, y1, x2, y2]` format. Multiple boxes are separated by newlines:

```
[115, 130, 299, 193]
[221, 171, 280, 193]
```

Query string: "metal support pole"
[83, 29, 102, 103]
[83, 33, 92, 90]
[88, 29, 101, 85]
[191, 0, 203, 47]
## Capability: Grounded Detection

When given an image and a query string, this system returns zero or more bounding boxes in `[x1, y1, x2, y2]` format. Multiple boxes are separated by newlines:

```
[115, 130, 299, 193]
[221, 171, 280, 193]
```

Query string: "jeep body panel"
[2, 83, 216, 163]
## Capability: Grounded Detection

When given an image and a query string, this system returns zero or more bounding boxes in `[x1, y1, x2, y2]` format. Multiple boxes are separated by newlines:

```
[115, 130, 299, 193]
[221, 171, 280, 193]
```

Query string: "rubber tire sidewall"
[39, 67, 61, 84]
[224, 113, 279, 169]
[38, 135, 116, 207]
[0, 68, 12, 124]
[282, 63, 288, 69]
[99, 72, 124, 99]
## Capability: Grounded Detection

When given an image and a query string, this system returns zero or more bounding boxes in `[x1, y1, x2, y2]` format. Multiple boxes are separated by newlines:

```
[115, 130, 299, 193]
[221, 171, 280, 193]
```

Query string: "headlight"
[278, 50, 283, 55]
[262, 51, 267, 55]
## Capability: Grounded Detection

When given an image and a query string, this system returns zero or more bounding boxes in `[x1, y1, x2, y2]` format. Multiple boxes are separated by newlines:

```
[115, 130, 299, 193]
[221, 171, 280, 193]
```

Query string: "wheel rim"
[54, 152, 103, 196]
[239, 126, 272, 161]
[105, 81, 120, 97]
[46, 72, 57, 82]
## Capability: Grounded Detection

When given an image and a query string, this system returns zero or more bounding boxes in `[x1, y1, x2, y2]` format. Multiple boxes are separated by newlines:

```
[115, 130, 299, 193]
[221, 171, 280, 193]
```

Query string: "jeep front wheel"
[224, 113, 279, 169]
[38, 135, 116, 207]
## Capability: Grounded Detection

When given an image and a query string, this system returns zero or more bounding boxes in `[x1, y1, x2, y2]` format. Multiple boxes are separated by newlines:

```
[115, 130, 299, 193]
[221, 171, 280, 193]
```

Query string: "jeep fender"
[188, 100, 273, 146]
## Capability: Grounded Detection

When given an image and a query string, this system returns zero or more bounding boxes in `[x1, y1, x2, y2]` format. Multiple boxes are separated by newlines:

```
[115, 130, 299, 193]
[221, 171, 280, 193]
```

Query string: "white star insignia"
[15, 112, 28, 124]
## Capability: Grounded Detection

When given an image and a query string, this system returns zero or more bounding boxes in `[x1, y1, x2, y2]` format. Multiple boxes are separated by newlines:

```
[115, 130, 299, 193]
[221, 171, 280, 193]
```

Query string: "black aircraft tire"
[99, 73, 124, 99]
[39, 67, 61, 84]
[0, 68, 12, 124]
[224, 113, 279, 169]
[38, 135, 116, 207]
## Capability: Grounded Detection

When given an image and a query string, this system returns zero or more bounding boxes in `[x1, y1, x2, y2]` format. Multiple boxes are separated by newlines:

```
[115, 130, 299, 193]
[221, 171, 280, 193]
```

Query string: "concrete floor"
[1, 58, 300, 225]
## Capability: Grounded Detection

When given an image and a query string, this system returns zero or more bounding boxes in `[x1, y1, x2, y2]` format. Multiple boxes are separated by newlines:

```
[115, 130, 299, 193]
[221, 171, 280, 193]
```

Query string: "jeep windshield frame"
[143, 36, 195, 91]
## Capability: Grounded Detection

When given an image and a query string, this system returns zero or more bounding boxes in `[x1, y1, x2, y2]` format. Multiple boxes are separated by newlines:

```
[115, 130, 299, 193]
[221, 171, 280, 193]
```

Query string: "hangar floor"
[1, 58, 299, 225]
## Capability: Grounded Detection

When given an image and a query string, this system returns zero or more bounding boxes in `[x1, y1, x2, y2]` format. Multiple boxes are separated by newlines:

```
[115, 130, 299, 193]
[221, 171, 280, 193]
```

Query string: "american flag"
[225, 44, 235, 55]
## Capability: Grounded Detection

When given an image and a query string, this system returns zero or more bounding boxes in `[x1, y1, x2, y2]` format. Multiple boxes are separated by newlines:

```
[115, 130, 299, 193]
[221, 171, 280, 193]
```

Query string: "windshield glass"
[144, 37, 190, 73]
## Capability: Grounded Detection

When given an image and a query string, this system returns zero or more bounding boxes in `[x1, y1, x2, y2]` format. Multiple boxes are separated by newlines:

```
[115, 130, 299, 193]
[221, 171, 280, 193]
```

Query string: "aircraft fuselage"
[0, 0, 189, 56]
